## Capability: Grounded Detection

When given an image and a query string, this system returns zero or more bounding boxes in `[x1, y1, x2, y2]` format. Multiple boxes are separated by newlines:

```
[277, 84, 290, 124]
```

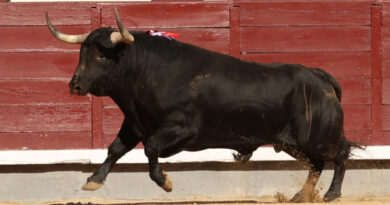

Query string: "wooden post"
[91, 5, 104, 149]
[371, 5, 383, 143]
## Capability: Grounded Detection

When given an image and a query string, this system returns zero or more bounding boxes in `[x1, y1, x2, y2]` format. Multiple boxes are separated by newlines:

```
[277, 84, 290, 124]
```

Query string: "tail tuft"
[343, 138, 365, 159]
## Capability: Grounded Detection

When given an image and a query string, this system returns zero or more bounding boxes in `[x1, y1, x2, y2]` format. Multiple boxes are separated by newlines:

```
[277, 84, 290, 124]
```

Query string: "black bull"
[46, 9, 359, 202]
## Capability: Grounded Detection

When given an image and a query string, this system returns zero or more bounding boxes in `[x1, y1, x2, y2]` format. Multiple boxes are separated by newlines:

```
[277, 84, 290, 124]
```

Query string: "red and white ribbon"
[148, 30, 179, 40]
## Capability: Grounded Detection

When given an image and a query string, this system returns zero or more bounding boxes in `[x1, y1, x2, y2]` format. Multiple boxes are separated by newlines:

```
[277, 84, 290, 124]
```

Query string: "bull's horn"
[111, 8, 134, 44]
[46, 12, 89, 44]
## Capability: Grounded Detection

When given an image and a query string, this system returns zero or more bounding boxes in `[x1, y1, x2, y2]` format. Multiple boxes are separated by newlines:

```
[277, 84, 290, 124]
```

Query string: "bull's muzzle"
[69, 81, 87, 96]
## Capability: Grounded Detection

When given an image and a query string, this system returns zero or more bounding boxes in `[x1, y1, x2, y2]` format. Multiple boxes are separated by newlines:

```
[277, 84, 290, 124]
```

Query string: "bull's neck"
[136, 37, 179, 72]
[108, 37, 184, 110]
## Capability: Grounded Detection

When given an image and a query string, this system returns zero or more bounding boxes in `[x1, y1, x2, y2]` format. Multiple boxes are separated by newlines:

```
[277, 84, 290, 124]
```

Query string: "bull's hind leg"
[323, 140, 350, 202]
[323, 160, 346, 202]
[83, 119, 140, 191]
[279, 146, 324, 202]
[291, 158, 324, 202]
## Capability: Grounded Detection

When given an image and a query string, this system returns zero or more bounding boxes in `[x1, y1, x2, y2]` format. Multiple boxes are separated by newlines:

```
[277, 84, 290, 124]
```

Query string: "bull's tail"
[310, 68, 342, 102]
[338, 131, 365, 160]
[309, 68, 364, 158]
[344, 137, 365, 150]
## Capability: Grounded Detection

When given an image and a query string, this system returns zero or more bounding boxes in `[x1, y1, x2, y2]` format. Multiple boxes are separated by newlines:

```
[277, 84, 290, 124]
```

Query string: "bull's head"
[46, 8, 134, 96]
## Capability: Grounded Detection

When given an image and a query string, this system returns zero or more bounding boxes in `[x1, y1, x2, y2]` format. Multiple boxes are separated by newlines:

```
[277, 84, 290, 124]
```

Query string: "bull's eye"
[96, 53, 106, 61]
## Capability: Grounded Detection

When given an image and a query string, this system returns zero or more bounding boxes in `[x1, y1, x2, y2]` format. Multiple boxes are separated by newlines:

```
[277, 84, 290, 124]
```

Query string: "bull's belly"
[182, 134, 266, 152]
[159, 104, 289, 157]
[204, 105, 285, 136]
[158, 123, 277, 157]
[181, 114, 286, 152]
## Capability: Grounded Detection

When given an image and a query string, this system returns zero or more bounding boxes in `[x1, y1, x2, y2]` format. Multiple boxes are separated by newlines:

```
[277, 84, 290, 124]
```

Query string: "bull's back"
[188, 60, 298, 148]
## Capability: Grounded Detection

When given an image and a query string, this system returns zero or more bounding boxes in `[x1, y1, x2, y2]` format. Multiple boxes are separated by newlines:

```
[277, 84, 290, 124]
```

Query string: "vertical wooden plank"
[91, 5, 104, 149]
[371, 5, 383, 142]
[230, 6, 240, 58]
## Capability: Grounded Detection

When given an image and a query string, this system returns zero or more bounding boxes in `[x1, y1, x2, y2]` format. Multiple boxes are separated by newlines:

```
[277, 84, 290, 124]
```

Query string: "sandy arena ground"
[3, 196, 390, 205]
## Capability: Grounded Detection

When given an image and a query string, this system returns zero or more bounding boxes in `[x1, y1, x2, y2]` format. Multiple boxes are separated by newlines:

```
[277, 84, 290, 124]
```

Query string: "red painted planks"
[339, 79, 371, 104]
[103, 133, 116, 148]
[371, 5, 383, 141]
[381, 2, 390, 26]
[241, 27, 371, 53]
[101, 28, 229, 54]
[241, 52, 371, 79]
[0, 3, 94, 150]
[159, 28, 230, 54]
[0, 52, 78, 79]
[0, 104, 91, 132]
[377, 132, 390, 145]
[100, 3, 229, 28]
[0, 3, 93, 26]
[382, 52, 390, 78]
[383, 79, 390, 104]
[345, 130, 371, 145]
[92, 96, 103, 149]
[8, 27, 229, 54]
[0, 132, 92, 150]
[103, 107, 124, 135]
[239, 2, 371, 26]
[0, 26, 89, 52]
[381, 27, 390, 51]
[343, 104, 371, 131]
[382, 105, 390, 131]
[0, 80, 90, 105]
[230, 6, 240, 58]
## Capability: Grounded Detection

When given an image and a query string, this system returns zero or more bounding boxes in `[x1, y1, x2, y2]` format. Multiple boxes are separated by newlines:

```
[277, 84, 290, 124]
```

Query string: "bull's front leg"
[82, 119, 140, 191]
[144, 120, 198, 192]
[144, 134, 175, 193]
[144, 142, 173, 192]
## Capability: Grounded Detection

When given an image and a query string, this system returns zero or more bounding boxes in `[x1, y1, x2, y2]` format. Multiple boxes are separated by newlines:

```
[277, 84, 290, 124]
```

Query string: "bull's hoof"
[290, 190, 308, 203]
[161, 171, 173, 192]
[290, 189, 321, 203]
[82, 181, 105, 191]
[323, 191, 341, 202]
[233, 152, 253, 163]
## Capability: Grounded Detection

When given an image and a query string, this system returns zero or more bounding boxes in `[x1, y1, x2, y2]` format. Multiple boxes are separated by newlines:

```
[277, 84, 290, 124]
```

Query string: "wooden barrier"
[0, 1, 389, 149]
